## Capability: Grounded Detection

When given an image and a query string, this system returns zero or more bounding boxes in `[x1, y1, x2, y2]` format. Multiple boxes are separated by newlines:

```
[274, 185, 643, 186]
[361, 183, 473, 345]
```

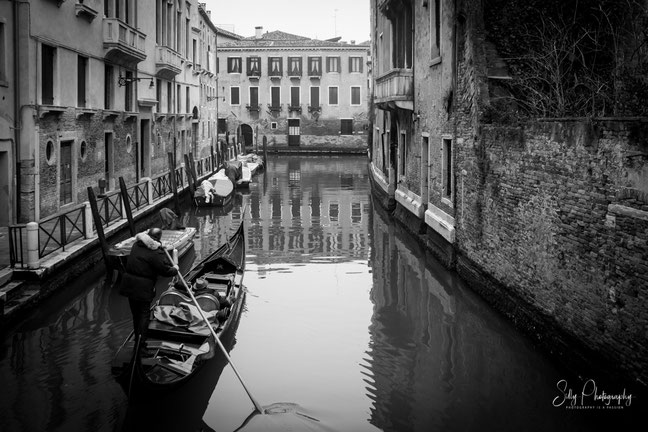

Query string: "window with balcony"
[269, 57, 282, 76]
[309, 86, 320, 111]
[248, 87, 259, 111]
[326, 56, 340, 73]
[290, 86, 300, 109]
[328, 86, 339, 105]
[383, 0, 413, 69]
[228, 57, 242, 73]
[349, 56, 363, 73]
[350, 86, 361, 105]
[288, 57, 302, 77]
[308, 57, 321, 76]
[230, 86, 240, 105]
[247, 56, 261, 77]
[42, 44, 56, 105]
[270, 86, 281, 110]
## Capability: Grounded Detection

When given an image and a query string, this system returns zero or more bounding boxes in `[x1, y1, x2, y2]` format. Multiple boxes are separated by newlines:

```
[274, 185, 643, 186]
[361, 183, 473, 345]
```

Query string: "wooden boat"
[111, 220, 246, 388]
[193, 175, 234, 207]
[107, 227, 197, 271]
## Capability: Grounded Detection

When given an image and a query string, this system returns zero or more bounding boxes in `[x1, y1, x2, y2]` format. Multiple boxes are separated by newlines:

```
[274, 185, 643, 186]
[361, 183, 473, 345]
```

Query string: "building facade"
[1, 0, 223, 224]
[370, 0, 648, 385]
[216, 28, 370, 151]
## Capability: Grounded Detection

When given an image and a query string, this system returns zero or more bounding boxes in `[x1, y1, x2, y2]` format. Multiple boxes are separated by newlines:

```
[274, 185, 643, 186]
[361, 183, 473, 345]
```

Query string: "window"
[431, 0, 441, 60]
[270, 122, 278, 129]
[177, 84, 182, 112]
[104, 64, 113, 109]
[269, 57, 282, 76]
[42, 44, 56, 105]
[326, 56, 340, 73]
[399, 131, 408, 179]
[247, 56, 261, 76]
[350, 86, 361, 105]
[390, 4, 413, 68]
[308, 57, 321, 76]
[270, 86, 280, 108]
[249, 87, 259, 108]
[192, 39, 197, 66]
[341, 119, 353, 135]
[288, 57, 302, 76]
[328, 86, 339, 105]
[0, 21, 7, 84]
[230, 87, 240, 105]
[125, 71, 134, 111]
[442, 137, 453, 200]
[349, 56, 363, 73]
[167, 81, 172, 112]
[218, 118, 227, 133]
[310, 86, 320, 108]
[290, 86, 300, 108]
[329, 202, 339, 222]
[228, 57, 241, 73]
[77, 56, 87, 107]
[185, 87, 190, 113]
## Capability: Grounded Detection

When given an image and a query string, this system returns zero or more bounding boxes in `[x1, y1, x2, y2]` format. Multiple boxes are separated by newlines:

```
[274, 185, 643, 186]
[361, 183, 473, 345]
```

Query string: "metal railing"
[9, 203, 87, 268]
[7, 157, 221, 269]
[123, 180, 150, 212]
[152, 171, 173, 201]
[96, 189, 123, 227]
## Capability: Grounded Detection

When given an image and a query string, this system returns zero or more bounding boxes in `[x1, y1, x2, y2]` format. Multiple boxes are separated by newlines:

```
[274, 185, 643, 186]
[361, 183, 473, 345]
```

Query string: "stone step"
[3, 286, 40, 319]
[0, 268, 12, 287]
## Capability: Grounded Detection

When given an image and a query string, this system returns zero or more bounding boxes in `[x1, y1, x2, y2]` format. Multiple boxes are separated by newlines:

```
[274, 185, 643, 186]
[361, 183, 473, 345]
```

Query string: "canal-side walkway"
[0, 152, 222, 325]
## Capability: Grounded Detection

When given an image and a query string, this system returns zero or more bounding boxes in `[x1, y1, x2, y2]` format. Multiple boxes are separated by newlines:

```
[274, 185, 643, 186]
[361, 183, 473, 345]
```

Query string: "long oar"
[162, 248, 265, 414]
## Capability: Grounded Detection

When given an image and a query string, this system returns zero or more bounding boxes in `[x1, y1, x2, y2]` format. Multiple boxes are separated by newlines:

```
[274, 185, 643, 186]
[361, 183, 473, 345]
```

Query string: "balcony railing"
[246, 104, 261, 112]
[288, 105, 302, 114]
[156, 46, 182, 80]
[375, 68, 414, 109]
[103, 18, 146, 64]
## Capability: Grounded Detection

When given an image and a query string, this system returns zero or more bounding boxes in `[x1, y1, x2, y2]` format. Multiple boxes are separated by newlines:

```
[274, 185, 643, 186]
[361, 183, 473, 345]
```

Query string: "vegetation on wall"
[484, 0, 648, 119]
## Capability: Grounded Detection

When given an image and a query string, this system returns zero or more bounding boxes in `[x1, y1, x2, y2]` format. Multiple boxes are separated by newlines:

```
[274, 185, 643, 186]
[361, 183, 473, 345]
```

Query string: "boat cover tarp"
[153, 302, 217, 335]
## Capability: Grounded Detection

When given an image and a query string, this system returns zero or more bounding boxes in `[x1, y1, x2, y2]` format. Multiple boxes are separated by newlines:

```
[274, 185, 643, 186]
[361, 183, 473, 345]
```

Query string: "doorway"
[240, 124, 253, 149]
[288, 119, 300, 147]
[60, 141, 72, 205]
[0, 151, 10, 225]
[104, 132, 113, 191]
[140, 119, 150, 179]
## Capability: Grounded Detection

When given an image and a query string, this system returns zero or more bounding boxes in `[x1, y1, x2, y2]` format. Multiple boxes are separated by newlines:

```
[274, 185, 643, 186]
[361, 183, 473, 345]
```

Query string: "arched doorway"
[240, 124, 253, 150]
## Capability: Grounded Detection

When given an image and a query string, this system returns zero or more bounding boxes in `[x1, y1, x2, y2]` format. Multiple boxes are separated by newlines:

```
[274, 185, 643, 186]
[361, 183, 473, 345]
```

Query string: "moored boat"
[111, 220, 246, 388]
[107, 227, 197, 270]
[193, 176, 235, 207]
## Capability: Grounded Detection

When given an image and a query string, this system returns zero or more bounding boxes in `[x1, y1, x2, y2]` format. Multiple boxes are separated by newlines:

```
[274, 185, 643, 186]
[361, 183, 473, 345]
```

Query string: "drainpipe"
[13, 0, 21, 223]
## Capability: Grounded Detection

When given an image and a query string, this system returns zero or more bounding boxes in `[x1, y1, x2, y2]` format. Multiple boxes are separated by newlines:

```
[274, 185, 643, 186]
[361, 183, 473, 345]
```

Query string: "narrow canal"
[0, 155, 641, 431]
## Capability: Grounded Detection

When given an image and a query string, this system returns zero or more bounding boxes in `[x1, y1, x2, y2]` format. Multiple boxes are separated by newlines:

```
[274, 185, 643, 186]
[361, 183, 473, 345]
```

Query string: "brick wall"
[38, 110, 137, 218]
[455, 119, 648, 383]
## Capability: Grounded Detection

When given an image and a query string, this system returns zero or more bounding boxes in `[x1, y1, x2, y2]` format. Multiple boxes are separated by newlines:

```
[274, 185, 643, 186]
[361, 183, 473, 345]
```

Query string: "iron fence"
[96, 189, 123, 227]
[123, 180, 150, 212]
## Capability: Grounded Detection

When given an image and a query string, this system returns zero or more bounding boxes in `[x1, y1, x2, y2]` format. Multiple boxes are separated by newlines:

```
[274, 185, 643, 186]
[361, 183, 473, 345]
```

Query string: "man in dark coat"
[119, 227, 178, 339]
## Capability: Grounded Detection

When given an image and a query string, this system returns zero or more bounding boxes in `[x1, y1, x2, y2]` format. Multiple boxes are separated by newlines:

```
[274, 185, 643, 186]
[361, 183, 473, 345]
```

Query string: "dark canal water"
[0, 155, 643, 431]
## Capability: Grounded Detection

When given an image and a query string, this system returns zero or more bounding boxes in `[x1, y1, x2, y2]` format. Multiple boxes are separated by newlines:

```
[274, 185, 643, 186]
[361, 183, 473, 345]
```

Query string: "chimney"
[255, 26, 263, 39]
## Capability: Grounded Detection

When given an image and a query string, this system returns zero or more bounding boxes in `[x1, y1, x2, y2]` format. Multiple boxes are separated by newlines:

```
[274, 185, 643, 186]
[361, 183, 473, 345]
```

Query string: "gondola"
[111, 220, 246, 389]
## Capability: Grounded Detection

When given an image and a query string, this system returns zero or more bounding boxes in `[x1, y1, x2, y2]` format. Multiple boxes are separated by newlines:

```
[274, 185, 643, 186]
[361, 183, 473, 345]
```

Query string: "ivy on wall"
[483, 0, 648, 119]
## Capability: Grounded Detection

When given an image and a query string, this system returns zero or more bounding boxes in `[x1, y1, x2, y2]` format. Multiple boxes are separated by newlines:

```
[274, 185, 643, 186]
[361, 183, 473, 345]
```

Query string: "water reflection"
[0, 155, 641, 432]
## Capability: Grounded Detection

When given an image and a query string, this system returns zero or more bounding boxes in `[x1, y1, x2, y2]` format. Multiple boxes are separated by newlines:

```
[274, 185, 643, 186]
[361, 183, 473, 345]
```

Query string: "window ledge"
[429, 56, 442, 67]
[38, 105, 66, 119]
